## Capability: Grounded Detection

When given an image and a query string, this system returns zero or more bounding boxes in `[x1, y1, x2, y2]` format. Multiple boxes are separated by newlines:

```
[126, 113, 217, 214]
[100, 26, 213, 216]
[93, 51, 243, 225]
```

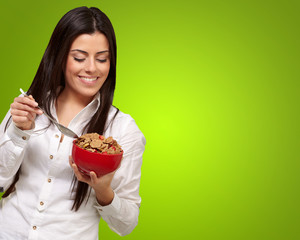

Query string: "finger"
[70, 161, 90, 183]
[28, 95, 35, 101]
[29, 112, 37, 121]
[69, 156, 74, 166]
[11, 102, 43, 115]
[13, 97, 42, 115]
[11, 109, 36, 121]
[14, 102, 43, 115]
[71, 163, 84, 181]
[11, 115, 33, 125]
[11, 110, 37, 124]
[11, 109, 36, 122]
[90, 171, 98, 184]
[14, 96, 38, 108]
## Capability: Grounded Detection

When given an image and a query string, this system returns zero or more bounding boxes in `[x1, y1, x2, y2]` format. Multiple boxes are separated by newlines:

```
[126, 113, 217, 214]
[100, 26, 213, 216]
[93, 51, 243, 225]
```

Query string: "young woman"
[0, 6, 145, 239]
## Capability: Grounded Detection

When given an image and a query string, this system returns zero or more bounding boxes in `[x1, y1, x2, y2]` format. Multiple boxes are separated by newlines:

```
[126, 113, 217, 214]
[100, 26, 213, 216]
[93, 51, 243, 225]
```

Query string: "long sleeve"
[94, 115, 146, 236]
[0, 101, 146, 239]
[0, 111, 32, 191]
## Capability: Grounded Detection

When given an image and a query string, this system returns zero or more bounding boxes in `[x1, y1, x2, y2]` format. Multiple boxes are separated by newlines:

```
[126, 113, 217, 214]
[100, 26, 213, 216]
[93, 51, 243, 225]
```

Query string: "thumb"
[90, 171, 98, 184]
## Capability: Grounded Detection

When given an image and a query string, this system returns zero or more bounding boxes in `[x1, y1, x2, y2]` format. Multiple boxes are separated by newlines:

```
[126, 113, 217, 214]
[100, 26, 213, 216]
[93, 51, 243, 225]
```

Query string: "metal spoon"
[20, 88, 78, 138]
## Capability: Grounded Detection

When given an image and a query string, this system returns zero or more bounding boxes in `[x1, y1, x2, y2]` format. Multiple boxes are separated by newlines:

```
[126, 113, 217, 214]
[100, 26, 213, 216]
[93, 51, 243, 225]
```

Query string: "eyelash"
[73, 57, 107, 63]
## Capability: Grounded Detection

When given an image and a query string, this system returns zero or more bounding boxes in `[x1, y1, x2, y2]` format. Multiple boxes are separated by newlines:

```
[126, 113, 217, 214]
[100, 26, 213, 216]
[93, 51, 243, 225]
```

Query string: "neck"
[57, 88, 95, 109]
[55, 88, 96, 126]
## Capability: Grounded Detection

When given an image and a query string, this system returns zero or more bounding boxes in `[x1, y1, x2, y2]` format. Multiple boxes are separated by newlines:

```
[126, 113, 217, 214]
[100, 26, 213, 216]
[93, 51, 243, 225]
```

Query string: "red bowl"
[72, 140, 123, 177]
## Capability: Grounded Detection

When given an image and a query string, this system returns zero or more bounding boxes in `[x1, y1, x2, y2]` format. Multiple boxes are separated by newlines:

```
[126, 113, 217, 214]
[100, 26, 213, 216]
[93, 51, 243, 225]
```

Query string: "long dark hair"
[3, 7, 118, 211]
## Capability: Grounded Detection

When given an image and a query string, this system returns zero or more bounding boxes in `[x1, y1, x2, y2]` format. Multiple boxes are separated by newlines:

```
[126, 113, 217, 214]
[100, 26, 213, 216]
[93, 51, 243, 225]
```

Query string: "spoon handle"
[20, 88, 57, 123]
[19, 88, 78, 138]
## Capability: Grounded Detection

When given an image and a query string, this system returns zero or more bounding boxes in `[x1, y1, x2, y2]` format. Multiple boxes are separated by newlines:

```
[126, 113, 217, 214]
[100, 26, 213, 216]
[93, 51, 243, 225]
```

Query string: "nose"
[85, 59, 97, 73]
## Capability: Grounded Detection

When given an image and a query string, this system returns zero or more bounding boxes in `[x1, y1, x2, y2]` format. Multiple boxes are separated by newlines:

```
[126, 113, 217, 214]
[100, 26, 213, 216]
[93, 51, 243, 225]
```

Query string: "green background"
[0, 0, 299, 239]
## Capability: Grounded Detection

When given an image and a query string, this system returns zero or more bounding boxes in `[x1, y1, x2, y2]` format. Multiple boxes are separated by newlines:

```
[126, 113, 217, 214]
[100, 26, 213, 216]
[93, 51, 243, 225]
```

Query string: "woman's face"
[64, 31, 110, 101]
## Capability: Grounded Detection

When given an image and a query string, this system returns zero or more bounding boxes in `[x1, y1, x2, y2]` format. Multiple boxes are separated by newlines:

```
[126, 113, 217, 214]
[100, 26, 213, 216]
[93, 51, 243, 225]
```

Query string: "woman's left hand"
[69, 156, 115, 206]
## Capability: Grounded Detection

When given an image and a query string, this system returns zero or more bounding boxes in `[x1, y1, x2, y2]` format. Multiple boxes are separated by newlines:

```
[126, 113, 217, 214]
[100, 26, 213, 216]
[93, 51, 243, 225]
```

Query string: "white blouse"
[0, 93, 146, 239]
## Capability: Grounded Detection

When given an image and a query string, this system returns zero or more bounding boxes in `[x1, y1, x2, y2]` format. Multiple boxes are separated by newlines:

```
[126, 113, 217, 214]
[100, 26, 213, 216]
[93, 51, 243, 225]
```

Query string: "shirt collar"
[49, 91, 101, 135]
[69, 92, 101, 131]
[89, 91, 101, 110]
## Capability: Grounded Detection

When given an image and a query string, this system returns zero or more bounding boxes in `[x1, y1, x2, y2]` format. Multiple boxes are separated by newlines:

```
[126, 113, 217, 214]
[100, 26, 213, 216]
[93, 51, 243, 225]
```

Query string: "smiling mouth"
[79, 76, 98, 82]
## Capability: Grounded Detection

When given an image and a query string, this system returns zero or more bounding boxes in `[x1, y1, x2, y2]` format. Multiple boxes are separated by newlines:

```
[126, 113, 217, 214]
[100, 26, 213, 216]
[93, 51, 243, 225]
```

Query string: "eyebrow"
[70, 49, 109, 55]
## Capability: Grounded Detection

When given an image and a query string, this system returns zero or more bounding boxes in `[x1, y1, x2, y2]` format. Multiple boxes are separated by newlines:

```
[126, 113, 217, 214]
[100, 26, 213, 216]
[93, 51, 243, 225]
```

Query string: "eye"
[97, 59, 107, 63]
[74, 57, 85, 62]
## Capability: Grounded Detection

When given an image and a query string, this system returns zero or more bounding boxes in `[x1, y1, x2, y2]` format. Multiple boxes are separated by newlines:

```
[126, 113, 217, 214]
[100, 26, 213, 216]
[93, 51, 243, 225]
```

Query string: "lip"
[78, 76, 99, 85]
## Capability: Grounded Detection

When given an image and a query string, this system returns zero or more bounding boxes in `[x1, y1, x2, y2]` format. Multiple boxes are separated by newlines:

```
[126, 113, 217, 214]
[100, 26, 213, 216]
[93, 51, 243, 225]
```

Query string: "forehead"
[70, 32, 109, 52]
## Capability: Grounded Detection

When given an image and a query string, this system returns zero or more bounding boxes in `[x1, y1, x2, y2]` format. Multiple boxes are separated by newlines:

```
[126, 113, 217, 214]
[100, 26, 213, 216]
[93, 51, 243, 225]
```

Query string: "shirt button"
[22, 136, 27, 140]
[48, 178, 52, 183]
[49, 155, 53, 159]
[55, 134, 59, 138]
[40, 201, 44, 206]
[33, 226, 37, 230]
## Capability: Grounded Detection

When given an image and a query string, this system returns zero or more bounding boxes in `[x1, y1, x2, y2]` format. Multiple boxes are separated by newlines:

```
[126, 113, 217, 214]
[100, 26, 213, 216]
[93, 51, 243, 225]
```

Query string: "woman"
[0, 6, 145, 239]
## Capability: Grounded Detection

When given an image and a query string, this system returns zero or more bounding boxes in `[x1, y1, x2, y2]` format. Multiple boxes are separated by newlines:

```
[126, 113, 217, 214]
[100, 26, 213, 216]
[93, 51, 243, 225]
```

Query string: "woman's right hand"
[10, 95, 43, 130]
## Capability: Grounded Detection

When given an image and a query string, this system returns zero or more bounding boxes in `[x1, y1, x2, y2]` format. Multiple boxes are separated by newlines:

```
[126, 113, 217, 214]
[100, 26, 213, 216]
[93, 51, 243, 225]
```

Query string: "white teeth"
[80, 77, 97, 81]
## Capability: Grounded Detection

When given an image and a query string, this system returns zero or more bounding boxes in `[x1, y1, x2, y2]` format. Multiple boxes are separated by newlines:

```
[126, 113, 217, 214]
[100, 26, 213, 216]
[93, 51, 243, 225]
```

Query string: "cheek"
[66, 60, 79, 75]
[64, 62, 79, 85]
[103, 62, 110, 77]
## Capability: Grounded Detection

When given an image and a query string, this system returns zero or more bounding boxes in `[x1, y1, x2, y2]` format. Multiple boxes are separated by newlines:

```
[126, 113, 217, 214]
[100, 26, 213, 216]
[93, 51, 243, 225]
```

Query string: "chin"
[77, 89, 99, 99]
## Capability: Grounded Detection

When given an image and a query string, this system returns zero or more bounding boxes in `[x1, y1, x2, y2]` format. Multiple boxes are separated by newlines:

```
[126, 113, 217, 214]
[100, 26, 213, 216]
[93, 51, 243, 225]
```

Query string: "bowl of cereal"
[72, 133, 123, 176]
